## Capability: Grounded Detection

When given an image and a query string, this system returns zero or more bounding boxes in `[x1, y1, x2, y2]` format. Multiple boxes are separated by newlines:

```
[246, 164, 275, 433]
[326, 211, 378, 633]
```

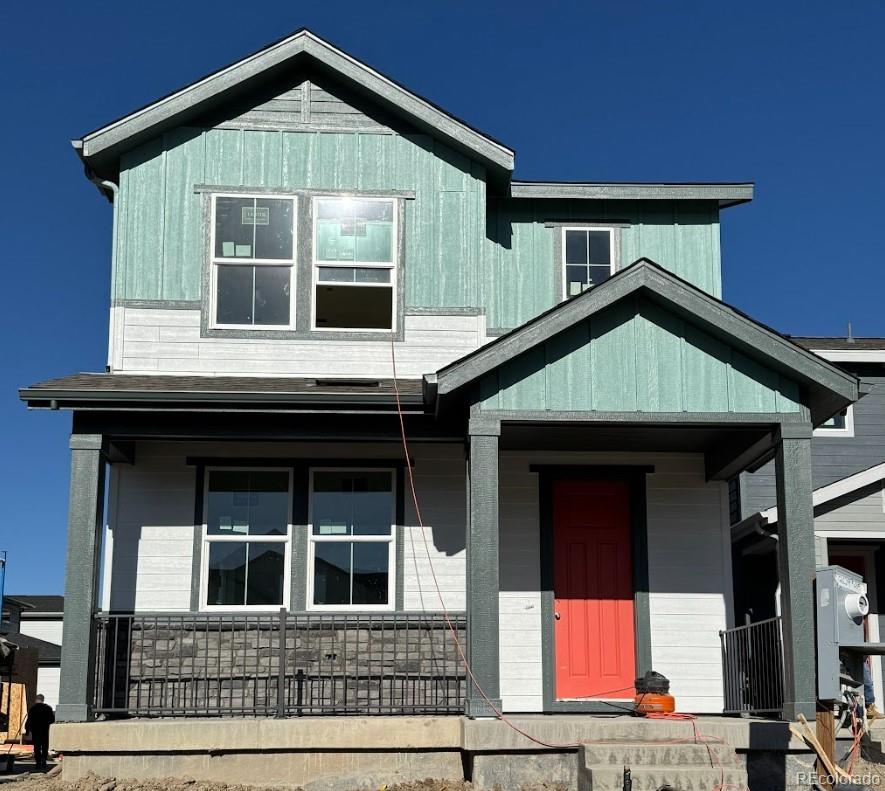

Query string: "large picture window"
[312, 197, 396, 331]
[562, 227, 615, 298]
[201, 469, 292, 609]
[210, 195, 296, 328]
[308, 469, 395, 609]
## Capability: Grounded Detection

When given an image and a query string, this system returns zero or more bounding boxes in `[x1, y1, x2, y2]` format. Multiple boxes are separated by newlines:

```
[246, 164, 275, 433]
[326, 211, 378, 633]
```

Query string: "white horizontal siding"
[106, 441, 466, 614]
[18, 620, 63, 646]
[36, 668, 60, 710]
[107, 446, 197, 612]
[111, 307, 490, 378]
[496, 451, 730, 714]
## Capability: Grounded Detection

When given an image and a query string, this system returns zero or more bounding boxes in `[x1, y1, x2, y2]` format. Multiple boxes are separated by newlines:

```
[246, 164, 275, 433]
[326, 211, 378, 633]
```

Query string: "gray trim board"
[192, 184, 416, 200]
[465, 427, 502, 717]
[112, 299, 201, 310]
[56, 434, 106, 722]
[775, 436, 817, 720]
[75, 29, 515, 175]
[481, 410, 808, 426]
[510, 181, 754, 208]
[189, 465, 205, 611]
[534, 465, 653, 714]
[434, 259, 857, 425]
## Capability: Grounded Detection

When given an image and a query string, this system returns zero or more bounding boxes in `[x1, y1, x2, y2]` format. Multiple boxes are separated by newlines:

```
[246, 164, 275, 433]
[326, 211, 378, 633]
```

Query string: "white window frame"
[561, 226, 617, 300]
[310, 196, 398, 333]
[306, 467, 396, 612]
[199, 466, 293, 612]
[814, 405, 855, 437]
[209, 193, 298, 330]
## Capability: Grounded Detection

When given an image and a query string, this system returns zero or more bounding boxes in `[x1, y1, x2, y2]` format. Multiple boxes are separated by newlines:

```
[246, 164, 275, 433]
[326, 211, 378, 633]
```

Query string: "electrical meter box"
[816, 565, 870, 700]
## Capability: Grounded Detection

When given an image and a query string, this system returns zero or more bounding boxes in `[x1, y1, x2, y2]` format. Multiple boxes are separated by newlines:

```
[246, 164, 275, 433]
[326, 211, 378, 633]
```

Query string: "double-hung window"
[562, 227, 615, 298]
[308, 469, 395, 610]
[201, 469, 292, 609]
[211, 195, 297, 328]
[312, 197, 397, 331]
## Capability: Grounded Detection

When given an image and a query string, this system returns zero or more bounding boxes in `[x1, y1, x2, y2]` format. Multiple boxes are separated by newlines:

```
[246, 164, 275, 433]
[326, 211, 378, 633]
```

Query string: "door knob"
[554, 612, 561, 620]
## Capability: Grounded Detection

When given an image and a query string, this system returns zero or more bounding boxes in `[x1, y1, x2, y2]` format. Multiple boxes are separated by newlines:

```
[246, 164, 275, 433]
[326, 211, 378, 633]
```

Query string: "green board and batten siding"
[114, 119, 723, 330]
[477, 297, 802, 414]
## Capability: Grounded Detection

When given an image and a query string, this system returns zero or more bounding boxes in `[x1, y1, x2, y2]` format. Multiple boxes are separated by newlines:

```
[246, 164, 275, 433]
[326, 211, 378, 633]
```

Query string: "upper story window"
[562, 227, 615, 298]
[313, 197, 396, 331]
[210, 195, 296, 328]
[201, 468, 292, 610]
[814, 405, 855, 437]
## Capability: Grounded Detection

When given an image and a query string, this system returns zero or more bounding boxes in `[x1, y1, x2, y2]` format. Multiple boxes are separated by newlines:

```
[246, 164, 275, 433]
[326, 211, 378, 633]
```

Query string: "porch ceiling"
[499, 421, 777, 481]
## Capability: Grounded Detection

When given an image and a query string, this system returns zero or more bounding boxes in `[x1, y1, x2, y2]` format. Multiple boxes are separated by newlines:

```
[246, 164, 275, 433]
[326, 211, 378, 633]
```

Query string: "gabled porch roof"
[430, 258, 858, 427]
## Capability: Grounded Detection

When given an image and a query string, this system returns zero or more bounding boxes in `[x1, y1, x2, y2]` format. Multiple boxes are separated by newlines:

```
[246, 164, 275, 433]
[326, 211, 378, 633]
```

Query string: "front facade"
[21, 30, 858, 728]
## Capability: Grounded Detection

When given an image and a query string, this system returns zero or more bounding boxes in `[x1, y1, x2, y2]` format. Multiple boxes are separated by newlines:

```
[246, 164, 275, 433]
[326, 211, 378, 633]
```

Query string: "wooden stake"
[816, 703, 837, 790]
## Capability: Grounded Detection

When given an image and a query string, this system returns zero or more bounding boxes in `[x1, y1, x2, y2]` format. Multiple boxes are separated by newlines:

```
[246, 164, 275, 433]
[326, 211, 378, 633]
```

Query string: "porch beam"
[774, 423, 817, 721]
[56, 433, 106, 722]
[466, 417, 502, 717]
[704, 430, 776, 481]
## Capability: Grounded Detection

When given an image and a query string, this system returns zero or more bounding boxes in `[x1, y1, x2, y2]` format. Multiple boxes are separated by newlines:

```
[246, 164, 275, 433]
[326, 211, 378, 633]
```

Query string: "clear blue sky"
[1, 1, 883, 594]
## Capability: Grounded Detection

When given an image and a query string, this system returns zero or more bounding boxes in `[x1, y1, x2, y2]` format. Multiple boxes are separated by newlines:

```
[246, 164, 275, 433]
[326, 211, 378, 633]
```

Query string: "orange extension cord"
[388, 338, 746, 791]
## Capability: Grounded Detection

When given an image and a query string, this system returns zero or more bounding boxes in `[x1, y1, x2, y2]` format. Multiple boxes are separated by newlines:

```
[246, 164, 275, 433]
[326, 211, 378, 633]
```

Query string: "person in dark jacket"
[25, 694, 55, 769]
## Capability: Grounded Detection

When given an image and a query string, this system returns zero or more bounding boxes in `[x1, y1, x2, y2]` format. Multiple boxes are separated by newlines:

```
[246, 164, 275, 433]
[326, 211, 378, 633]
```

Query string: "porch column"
[465, 417, 502, 717]
[774, 423, 816, 721]
[56, 433, 106, 722]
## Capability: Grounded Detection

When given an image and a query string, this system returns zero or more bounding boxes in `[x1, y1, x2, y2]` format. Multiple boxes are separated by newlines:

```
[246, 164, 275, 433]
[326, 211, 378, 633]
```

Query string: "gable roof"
[74, 29, 514, 179]
[431, 259, 858, 424]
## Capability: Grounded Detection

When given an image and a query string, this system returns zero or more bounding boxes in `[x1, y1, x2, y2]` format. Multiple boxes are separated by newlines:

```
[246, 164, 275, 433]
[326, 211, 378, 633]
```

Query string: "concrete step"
[579, 765, 748, 791]
[580, 741, 740, 767]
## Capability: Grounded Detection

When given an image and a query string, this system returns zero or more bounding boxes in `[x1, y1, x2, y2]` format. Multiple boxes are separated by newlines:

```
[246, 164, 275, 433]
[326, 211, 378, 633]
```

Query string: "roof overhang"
[509, 181, 754, 208]
[431, 258, 858, 426]
[19, 373, 426, 414]
[75, 29, 515, 181]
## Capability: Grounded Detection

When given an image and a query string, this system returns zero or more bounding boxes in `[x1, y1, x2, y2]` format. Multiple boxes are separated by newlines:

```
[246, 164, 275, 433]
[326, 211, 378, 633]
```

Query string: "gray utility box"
[816, 565, 885, 701]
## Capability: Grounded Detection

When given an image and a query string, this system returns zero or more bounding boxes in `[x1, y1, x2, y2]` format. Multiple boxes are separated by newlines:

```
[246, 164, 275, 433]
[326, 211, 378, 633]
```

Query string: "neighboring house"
[1, 595, 61, 709]
[10, 595, 64, 709]
[18, 28, 858, 737]
[732, 338, 885, 704]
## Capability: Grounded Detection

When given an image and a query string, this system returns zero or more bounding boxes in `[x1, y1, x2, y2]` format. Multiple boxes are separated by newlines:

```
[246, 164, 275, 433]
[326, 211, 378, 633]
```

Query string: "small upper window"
[211, 195, 296, 328]
[562, 227, 615, 298]
[814, 406, 855, 437]
[313, 197, 396, 331]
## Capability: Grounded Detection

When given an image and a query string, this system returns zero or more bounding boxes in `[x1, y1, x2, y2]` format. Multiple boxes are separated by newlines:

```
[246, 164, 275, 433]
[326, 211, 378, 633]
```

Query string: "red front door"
[553, 479, 636, 700]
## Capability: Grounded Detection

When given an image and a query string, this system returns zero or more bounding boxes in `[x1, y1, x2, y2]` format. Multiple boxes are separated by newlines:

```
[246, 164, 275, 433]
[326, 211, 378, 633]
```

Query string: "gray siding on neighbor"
[740, 375, 885, 518]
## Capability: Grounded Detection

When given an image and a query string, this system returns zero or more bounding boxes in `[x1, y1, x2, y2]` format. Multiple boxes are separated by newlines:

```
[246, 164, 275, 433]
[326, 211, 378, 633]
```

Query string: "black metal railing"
[93, 610, 466, 717]
[720, 616, 784, 716]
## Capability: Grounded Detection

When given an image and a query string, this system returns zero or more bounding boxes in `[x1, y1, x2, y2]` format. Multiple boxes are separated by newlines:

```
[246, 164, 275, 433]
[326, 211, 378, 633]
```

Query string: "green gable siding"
[112, 96, 722, 322]
[477, 296, 802, 414]
[481, 199, 721, 331]
[115, 128, 487, 306]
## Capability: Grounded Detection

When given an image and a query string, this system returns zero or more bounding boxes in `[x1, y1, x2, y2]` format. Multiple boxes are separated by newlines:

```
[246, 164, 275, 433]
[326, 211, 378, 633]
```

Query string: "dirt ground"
[0, 768, 477, 791]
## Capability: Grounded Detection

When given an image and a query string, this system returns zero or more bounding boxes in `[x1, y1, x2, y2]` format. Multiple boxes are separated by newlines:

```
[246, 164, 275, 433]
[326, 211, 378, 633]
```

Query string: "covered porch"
[434, 260, 859, 721]
[25, 261, 858, 724]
